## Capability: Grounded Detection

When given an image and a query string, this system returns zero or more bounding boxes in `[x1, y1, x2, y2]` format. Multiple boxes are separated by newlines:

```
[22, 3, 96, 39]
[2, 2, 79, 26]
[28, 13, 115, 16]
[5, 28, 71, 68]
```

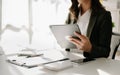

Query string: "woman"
[66, 0, 112, 59]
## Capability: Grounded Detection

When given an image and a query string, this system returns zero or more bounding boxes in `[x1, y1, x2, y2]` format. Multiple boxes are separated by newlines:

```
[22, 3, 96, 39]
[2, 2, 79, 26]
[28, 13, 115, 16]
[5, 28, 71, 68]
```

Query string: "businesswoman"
[66, 0, 112, 59]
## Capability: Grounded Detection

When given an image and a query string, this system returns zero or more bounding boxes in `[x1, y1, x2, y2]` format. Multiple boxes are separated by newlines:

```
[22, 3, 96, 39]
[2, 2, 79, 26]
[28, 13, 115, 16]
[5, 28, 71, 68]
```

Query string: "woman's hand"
[69, 31, 92, 52]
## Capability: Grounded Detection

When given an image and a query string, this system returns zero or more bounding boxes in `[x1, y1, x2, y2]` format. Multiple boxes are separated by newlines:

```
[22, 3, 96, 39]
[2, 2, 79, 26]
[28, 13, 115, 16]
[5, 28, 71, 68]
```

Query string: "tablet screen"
[49, 24, 81, 49]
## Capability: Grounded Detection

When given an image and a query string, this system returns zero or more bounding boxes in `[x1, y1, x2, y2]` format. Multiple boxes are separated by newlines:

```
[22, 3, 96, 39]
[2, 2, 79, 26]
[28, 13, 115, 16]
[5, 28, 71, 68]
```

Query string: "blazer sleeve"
[84, 11, 112, 58]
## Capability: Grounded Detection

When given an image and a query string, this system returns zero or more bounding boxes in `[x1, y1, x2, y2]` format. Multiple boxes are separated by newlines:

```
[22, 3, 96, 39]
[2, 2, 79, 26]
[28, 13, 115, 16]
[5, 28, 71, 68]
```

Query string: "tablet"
[49, 24, 81, 49]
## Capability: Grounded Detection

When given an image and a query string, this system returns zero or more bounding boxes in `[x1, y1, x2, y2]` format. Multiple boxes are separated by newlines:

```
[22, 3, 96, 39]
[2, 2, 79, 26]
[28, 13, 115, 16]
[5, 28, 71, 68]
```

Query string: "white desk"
[7, 58, 120, 75]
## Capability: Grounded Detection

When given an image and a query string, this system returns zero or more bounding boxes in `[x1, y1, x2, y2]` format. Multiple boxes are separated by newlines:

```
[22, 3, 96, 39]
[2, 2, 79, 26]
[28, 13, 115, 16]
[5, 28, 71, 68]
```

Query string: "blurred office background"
[0, 0, 120, 55]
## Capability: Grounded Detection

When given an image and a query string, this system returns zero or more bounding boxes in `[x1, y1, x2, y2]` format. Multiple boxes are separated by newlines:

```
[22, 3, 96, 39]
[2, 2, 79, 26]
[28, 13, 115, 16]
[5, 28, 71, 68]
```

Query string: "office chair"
[109, 32, 120, 59]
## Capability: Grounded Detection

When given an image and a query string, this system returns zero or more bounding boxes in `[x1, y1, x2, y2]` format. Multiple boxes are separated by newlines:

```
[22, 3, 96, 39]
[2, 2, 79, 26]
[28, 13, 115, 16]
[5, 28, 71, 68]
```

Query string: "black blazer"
[66, 9, 112, 59]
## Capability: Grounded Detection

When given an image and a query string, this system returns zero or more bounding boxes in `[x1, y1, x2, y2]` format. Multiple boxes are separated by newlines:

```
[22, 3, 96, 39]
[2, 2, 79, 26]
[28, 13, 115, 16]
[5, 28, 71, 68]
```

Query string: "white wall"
[0, 0, 2, 34]
[103, 0, 120, 33]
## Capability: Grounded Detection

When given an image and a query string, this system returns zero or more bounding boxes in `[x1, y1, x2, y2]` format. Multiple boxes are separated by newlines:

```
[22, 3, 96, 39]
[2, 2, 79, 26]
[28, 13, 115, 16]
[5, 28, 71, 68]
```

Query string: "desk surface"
[6, 58, 120, 75]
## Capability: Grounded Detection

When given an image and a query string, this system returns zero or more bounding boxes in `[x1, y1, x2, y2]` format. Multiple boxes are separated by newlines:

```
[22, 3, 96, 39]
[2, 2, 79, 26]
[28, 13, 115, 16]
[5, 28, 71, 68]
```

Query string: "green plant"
[112, 22, 115, 28]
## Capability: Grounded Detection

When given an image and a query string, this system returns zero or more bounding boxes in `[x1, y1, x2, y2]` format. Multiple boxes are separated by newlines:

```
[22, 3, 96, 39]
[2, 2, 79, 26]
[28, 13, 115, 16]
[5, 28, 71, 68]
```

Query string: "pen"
[42, 58, 69, 65]
[18, 53, 43, 58]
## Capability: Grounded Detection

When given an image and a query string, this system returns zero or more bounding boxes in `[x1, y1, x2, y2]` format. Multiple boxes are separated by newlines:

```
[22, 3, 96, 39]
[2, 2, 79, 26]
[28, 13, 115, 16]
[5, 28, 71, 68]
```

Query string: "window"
[0, 0, 71, 54]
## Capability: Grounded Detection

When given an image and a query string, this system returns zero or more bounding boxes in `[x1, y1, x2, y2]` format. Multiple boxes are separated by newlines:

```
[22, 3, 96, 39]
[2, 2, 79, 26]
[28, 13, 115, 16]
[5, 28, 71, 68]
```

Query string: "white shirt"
[77, 9, 92, 36]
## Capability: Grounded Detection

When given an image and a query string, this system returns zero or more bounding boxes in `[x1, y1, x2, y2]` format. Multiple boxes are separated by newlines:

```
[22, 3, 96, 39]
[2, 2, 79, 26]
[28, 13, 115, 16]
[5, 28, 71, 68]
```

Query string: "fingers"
[69, 37, 83, 50]
[74, 31, 81, 39]
[74, 31, 87, 42]
[69, 37, 83, 46]
[68, 32, 92, 52]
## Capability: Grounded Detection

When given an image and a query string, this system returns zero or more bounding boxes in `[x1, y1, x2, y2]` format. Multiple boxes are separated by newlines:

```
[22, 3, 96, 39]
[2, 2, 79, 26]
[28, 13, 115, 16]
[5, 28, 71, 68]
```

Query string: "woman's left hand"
[69, 31, 92, 52]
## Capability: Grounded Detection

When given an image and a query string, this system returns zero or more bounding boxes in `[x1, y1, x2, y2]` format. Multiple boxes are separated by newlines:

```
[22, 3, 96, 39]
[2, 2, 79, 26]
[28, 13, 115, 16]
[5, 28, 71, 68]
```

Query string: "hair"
[69, 0, 105, 20]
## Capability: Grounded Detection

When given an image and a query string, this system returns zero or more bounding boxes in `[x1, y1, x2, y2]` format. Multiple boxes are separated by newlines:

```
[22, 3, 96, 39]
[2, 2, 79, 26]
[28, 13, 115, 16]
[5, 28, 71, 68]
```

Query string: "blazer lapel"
[87, 12, 97, 38]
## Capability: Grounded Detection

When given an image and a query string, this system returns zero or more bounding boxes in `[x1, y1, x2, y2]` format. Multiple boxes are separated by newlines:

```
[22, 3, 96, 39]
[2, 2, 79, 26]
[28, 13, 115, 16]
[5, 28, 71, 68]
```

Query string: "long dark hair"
[69, 0, 105, 20]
